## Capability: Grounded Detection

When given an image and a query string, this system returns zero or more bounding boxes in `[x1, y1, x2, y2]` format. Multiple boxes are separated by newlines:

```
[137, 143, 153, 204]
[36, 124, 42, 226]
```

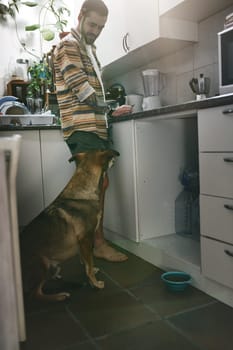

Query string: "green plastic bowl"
[161, 271, 192, 292]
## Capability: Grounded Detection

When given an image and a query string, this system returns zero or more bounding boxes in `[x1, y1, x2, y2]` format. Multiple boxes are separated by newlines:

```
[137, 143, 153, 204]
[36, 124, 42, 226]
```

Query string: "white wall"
[1, 3, 233, 105]
[0, 1, 79, 96]
[105, 5, 233, 105]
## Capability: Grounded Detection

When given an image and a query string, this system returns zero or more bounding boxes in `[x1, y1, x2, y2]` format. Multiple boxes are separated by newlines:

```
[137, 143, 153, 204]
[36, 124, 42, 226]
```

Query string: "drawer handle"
[224, 204, 233, 210]
[224, 249, 233, 258]
[223, 157, 233, 163]
[222, 108, 233, 114]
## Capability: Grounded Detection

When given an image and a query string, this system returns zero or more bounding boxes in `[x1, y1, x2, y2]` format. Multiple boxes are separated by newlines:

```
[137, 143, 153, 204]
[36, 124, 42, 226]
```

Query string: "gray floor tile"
[68, 290, 160, 337]
[97, 320, 201, 350]
[131, 278, 215, 317]
[20, 308, 87, 350]
[95, 248, 163, 288]
[169, 302, 233, 350]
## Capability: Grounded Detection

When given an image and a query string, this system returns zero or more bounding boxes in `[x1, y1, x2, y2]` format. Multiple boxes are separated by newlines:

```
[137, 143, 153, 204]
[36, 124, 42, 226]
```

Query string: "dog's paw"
[95, 280, 104, 289]
[56, 292, 71, 301]
[89, 279, 105, 289]
[93, 267, 99, 274]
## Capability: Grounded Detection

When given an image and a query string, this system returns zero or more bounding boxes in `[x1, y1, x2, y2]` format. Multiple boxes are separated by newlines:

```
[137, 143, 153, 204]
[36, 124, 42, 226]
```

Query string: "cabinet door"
[201, 236, 233, 290]
[104, 121, 138, 241]
[199, 153, 233, 198]
[198, 105, 233, 152]
[95, 0, 126, 67]
[200, 195, 233, 245]
[0, 130, 44, 227]
[125, 0, 159, 51]
[40, 130, 75, 207]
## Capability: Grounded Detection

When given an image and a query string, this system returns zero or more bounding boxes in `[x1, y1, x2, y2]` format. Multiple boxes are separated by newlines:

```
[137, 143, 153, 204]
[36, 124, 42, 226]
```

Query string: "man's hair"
[80, 0, 108, 17]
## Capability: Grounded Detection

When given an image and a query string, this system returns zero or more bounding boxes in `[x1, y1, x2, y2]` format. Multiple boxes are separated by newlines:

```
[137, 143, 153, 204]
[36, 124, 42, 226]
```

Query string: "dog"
[20, 149, 119, 302]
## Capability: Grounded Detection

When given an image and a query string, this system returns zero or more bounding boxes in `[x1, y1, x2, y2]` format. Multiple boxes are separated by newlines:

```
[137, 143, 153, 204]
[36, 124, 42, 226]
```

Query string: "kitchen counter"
[0, 124, 60, 131]
[1, 93, 233, 131]
[109, 93, 233, 123]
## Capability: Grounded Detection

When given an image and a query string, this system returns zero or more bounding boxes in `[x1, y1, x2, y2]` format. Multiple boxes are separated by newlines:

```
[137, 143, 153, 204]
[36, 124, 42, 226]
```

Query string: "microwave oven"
[218, 26, 233, 95]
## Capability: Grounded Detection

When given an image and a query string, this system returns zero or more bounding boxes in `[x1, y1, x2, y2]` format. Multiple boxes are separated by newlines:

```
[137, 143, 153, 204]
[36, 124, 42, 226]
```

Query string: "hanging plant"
[0, 0, 20, 18]
[24, 0, 71, 41]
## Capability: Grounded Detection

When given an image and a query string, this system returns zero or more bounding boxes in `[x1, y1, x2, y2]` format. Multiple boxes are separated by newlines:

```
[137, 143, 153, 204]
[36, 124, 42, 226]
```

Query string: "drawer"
[199, 153, 233, 198]
[200, 195, 233, 244]
[201, 237, 233, 289]
[198, 105, 233, 152]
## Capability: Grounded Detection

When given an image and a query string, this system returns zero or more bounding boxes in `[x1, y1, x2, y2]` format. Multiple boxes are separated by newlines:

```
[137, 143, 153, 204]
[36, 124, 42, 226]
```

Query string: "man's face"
[80, 11, 107, 44]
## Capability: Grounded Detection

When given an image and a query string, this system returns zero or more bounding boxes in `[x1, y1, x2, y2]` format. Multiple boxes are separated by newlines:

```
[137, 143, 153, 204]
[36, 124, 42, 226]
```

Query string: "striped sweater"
[53, 28, 108, 140]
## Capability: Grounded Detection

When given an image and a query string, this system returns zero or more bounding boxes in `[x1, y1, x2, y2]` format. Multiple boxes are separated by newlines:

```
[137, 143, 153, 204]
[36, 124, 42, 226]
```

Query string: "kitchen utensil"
[105, 83, 126, 105]
[142, 69, 165, 110]
[125, 94, 143, 113]
[189, 78, 199, 93]
[189, 74, 210, 99]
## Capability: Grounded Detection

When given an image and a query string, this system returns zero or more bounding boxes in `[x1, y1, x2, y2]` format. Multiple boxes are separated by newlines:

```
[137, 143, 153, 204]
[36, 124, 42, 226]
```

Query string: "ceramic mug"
[125, 94, 143, 113]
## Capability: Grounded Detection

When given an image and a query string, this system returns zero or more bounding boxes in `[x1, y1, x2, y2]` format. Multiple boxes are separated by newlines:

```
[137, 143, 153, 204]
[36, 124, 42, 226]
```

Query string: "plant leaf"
[21, 2, 39, 7]
[25, 24, 40, 31]
[41, 28, 55, 41]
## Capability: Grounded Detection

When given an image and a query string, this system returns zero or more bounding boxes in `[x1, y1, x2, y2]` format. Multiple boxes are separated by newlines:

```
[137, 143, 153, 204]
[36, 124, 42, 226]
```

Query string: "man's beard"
[83, 32, 97, 45]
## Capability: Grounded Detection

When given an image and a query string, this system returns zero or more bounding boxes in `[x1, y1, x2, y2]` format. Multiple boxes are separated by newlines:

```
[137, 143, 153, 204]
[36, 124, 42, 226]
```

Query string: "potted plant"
[26, 58, 52, 112]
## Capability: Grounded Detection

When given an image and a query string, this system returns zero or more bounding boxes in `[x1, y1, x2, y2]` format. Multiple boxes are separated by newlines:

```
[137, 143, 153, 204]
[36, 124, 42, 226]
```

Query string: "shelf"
[159, 0, 233, 22]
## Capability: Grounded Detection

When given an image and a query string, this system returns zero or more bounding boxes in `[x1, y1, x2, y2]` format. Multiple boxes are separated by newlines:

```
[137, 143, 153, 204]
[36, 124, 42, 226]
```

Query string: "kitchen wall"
[105, 4, 233, 106]
[1, 3, 233, 105]
[0, 1, 76, 96]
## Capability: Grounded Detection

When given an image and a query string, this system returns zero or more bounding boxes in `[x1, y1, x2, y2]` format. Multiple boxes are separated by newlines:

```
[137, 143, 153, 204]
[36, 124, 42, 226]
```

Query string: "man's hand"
[111, 105, 133, 117]
[85, 95, 108, 113]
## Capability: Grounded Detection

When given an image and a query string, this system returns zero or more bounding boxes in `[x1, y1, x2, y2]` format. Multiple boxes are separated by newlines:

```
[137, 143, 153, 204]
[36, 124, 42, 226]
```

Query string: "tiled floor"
[20, 244, 233, 350]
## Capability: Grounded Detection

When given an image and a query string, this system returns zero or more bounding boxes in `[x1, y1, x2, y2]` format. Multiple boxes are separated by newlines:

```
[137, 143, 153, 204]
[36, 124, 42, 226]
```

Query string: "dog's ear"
[99, 149, 120, 169]
[102, 149, 120, 158]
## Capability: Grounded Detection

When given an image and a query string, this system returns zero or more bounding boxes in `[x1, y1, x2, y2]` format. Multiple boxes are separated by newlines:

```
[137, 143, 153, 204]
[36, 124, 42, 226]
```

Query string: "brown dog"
[20, 149, 119, 302]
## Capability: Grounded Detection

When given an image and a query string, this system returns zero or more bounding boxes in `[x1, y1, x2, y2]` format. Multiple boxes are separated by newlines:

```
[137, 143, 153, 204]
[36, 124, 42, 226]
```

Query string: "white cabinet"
[96, 0, 126, 67]
[199, 105, 233, 152]
[135, 118, 192, 240]
[159, 0, 233, 22]
[0, 130, 44, 227]
[198, 105, 233, 290]
[101, 1, 197, 79]
[40, 130, 75, 207]
[200, 196, 233, 244]
[0, 129, 75, 227]
[104, 120, 139, 241]
[159, 1, 183, 16]
[201, 237, 233, 290]
[104, 113, 198, 242]
[125, 0, 159, 52]
[97, 0, 159, 67]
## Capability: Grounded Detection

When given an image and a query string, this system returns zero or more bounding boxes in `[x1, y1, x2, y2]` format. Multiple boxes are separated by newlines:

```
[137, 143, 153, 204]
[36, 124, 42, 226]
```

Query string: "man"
[54, 0, 131, 262]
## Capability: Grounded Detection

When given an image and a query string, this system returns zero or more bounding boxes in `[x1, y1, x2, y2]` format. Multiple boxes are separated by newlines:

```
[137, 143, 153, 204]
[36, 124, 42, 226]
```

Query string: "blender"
[142, 69, 165, 110]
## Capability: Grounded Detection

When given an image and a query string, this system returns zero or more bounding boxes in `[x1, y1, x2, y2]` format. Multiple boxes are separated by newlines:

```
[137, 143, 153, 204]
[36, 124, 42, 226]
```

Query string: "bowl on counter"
[161, 271, 192, 292]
